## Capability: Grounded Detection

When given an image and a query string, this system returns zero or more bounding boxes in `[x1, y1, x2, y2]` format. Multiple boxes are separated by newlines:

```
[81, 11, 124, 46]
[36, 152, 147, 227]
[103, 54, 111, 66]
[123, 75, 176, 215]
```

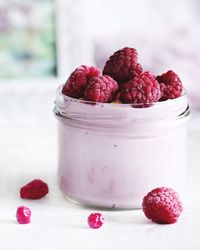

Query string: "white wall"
[83, 0, 199, 38]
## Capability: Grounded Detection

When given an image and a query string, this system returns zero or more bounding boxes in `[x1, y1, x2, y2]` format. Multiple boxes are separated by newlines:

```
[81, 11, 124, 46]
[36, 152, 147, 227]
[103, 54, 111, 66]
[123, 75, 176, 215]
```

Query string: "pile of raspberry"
[62, 47, 183, 106]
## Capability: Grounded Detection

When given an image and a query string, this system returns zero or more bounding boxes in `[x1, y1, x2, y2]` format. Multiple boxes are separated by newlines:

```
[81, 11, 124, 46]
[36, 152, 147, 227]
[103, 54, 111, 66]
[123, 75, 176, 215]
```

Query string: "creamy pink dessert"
[54, 86, 190, 209]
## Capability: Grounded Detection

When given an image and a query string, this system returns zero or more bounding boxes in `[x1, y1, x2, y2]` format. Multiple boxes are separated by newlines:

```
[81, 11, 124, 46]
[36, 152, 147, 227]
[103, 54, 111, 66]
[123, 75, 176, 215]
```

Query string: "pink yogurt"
[54, 85, 190, 209]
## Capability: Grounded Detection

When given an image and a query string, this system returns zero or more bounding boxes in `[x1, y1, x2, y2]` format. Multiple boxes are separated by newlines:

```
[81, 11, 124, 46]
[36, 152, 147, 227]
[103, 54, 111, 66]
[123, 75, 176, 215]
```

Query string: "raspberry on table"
[156, 70, 183, 101]
[88, 212, 104, 229]
[142, 187, 183, 224]
[103, 47, 143, 84]
[121, 71, 161, 105]
[16, 206, 31, 224]
[20, 179, 49, 199]
[84, 75, 119, 103]
[62, 65, 101, 98]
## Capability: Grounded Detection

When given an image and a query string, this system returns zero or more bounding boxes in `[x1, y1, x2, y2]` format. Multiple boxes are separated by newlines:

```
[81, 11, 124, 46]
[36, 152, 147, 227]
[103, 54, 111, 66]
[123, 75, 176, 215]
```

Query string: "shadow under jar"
[54, 85, 190, 209]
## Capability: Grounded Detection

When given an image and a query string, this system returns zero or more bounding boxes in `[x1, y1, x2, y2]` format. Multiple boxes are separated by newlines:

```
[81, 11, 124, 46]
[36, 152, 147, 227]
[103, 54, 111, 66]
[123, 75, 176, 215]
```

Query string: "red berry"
[88, 212, 104, 229]
[156, 70, 183, 101]
[62, 65, 101, 98]
[16, 206, 31, 224]
[84, 75, 119, 103]
[121, 71, 161, 105]
[142, 187, 183, 224]
[103, 47, 143, 84]
[20, 179, 49, 199]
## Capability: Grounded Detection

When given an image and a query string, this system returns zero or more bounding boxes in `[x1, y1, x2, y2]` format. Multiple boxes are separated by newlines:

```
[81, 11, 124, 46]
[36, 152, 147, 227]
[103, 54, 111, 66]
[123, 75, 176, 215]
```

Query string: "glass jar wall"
[54, 85, 190, 209]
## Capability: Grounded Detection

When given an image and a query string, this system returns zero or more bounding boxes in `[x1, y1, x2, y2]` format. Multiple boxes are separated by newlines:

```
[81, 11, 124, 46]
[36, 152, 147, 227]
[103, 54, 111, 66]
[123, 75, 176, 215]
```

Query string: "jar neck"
[54, 85, 190, 131]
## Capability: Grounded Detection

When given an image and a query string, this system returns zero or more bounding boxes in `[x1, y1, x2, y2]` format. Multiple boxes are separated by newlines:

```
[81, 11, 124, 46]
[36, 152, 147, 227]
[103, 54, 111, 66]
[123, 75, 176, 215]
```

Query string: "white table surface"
[0, 81, 200, 250]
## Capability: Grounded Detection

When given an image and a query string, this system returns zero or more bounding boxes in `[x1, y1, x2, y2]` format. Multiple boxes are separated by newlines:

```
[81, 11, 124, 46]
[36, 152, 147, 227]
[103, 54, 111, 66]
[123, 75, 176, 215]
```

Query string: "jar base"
[64, 194, 142, 210]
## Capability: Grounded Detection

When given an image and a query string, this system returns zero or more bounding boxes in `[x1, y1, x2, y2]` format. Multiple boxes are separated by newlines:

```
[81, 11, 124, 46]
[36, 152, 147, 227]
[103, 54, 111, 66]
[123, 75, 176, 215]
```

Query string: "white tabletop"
[0, 82, 200, 250]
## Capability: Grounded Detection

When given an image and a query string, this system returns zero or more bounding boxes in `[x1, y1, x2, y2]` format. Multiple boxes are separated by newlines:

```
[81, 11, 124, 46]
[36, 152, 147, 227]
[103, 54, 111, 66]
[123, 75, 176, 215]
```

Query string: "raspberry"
[88, 212, 104, 229]
[16, 206, 31, 224]
[62, 65, 101, 98]
[142, 187, 183, 224]
[156, 70, 183, 101]
[103, 47, 143, 84]
[20, 179, 49, 199]
[84, 75, 119, 103]
[121, 71, 161, 105]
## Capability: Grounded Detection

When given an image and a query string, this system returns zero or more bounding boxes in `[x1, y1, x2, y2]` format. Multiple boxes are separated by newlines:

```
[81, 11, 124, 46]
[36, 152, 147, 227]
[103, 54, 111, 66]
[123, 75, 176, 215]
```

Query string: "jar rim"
[58, 84, 187, 108]
[54, 84, 190, 126]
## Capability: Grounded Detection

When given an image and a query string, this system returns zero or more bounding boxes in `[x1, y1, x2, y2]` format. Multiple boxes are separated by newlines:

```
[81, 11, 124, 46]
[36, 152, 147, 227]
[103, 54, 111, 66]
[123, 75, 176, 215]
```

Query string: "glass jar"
[54, 85, 190, 209]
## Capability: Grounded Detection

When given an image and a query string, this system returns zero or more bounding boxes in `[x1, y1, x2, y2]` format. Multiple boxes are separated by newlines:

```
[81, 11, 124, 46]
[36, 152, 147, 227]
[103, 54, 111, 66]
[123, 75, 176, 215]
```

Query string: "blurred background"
[0, 0, 56, 78]
[0, 0, 200, 182]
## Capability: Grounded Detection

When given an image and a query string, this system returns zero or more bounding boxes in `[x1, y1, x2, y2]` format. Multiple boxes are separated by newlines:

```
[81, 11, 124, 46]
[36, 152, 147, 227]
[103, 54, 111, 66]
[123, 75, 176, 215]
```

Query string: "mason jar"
[54, 85, 190, 209]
